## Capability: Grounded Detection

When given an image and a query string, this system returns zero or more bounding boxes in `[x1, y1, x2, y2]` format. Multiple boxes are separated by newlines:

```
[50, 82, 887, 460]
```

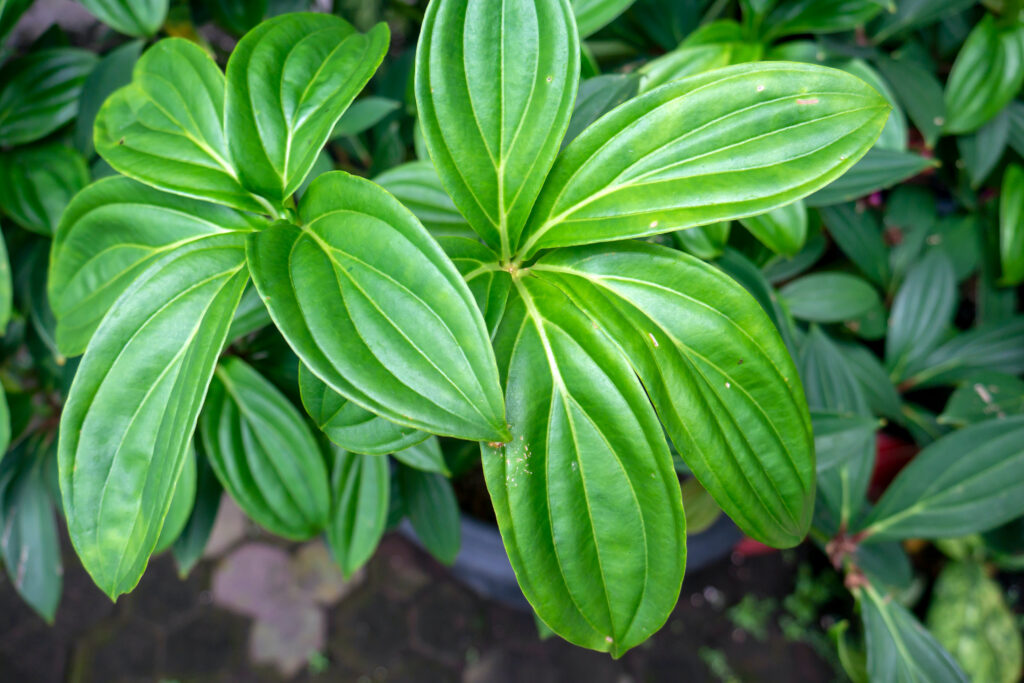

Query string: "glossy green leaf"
[957, 108, 1009, 188]
[298, 362, 427, 456]
[943, 15, 1024, 135]
[326, 446, 389, 576]
[0, 47, 97, 146]
[715, 247, 800, 356]
[860, 583, 968, 683]
[904, 316, 1024, 389]
[200, 357, 330, 539]
[172, 450, 222, 578]
[0, 143, 89, 236]
[392, 437, 450, 475]
[94, 38, 265, 213]
[780, 272, 881, 323]
[0, 446, 62, 622]
[73, 39, 143, 158]
[761, 0, 884, 41]
[0, 226, 11, 334]
[79, 0, 168, 37]
[247, 172, 508, 442]
[739, 199, 808, 256]
[153, 447, 197, 553]
[806, 148, 935, 207]
[374, 162, 473, 238]
[416, 0, 580, 257]
[999, 163, 1024, 286]
[436, 235, 511, 334]
[519, 62, 890, 256]
[331, 96, 401, 138]
[226, 284, 272, 340]
[938, 371, 1024, 427]
[927, 561, 1023, 683]
[484, 274, 685, 655]
[49, 176, 264, 357]
[860, 416, 1024, 540]
[58, 233, 249, 598]
[225, 13, 388, 203]
[673, 221, 731, 260]
[873, 52, 945, 147]
[536, 242, 814, 547]
[819, 203, 890, 287]
[572, 0, 635, 37]
[811, 411, 880, 472]
[398, 464, 460, 566]
[838, 59, 906, 151]
[886, 249, 956, 381]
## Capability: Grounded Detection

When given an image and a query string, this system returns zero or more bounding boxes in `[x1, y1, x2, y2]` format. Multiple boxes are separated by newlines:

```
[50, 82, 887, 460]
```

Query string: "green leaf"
[780, 272, 881, 323]
[885, 249, 956, 381]
[939, 371, 1024, 427]
[200, 357, 330, 539]
[637, 44, 739, 95]
[49, 176, 265, 357]
[397, 464, 461, 566]
[566, 74, 639, 146]
[226, 284, 272, 340]
[903, 316, 1024, 389]
[943, 15, 1024, 135]
[79, 0, 168, 37]
[536, 242, 814, 548]
[761, 0, 884, 41]
[0, 446, 62, 622]
[739, 199, 808, 256]
[1009, 100, 1024, 158]
[860, 583, 968, 683]
[819, 203, 890, 288]
[210, 0, 268, 35]
[225, 13, 388, 203]
[518, 62, 889, 257]
[811, 411, 879, 472]
[673, 221, 731, 260]
[572, 0, 635, 37]
[715, 248, 800, 355]
[415, 0, 580, 257]
[326, 446, 389, 576]
[58, 233, 249, 599]
[873, 52, 945, 147]
[957, 108, 1009, 188]
[330, 96, 400, 138]
[927, 561, 1023, 683]
[837, 59, 906, 152]
[172, 449, 222, 578]
[0, 143, 89, 236]
[871, 0, 975, 41]
[1000, 163, 1024, 286]
[153, 447, 197, 553]
[392, 437, 450, 475]
[0, 227, 11, 334]
[436, 235, 512, 334]
[0, 0, 31, 44]
[805, 148, 935, 207]
[246, 172, 509, 442]
[483, 275, 685, 656]
[298, 362, 427, 456]
[860, 416, 1024, 540]
[374, 161, 474, 238]
[73, 39, 143, 158]
[0, 48, 97, 146]
[839, 342, 903, 421]
[94, 38, 265, 213]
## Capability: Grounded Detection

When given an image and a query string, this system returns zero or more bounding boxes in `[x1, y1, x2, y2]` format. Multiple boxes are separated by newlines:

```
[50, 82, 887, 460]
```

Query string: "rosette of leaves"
[48, 3, 889, 655]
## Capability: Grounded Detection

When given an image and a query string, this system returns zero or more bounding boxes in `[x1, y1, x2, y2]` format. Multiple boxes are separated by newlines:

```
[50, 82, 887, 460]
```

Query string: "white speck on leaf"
[648, 333, 659, 348]
[649, 220, 659, 228]
[756, 84, 765, 92]
[725, 382, 731, 389]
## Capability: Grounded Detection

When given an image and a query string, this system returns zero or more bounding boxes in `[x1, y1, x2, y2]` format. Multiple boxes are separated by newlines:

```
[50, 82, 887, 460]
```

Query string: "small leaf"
[0, 227, 12, 335]
[860, 583, 967, 683]
[392, 437, 450, 475]
[94, 38, 264, 212]
[172, 450, 222, 578]
[298, 363, 427, 456]
[943, 14, 1024, 135]
[200, 357, 330, 539]
[49, 176, 264, 357]
[927, 561, 1023, 683]
[58, 233, 249, 598]
[739, 199, 808, 256]
[781, 272, 880, 323]
[247, 172, 508, 442]
[886, 249, 956, 381]
[397, 465, 460, 566]
[519, 62, 889, 256]
[999, 163, 1024, 286]
[330, 96, 400, 138]
[326, 446, 389, 576]
[225, 13, 388, 203]
[79, 0, 168, 37]
[0, 143, 89, 236]
[0, 48, 97, 146]
[416, 0, 580, 256]
[859, 416, 1024, 540]
[374, 161, 474, 238]
[806, 148, 935, 207]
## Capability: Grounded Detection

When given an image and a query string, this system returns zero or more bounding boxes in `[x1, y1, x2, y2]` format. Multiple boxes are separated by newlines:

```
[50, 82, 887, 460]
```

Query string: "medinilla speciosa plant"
[49, 2, 889, 655]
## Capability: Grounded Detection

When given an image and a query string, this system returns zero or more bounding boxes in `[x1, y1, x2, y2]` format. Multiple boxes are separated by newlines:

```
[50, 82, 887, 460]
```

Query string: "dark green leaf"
[904, 316, 1024, 389]
[392, 437, 450, 475]
[398, 464, 460, 566]
[806, 148, 935, 207]
[873, 52, 945, 147]
[200, 357, 330, 539]
[566, 74, 639, 146]
[819, 203, 890, 287]
[211, 0, 268, 35]
[938, 371, 1024, 427]
[247, 172, 509, 442]
[331, 96, 400, 138]
[886, 249, 956, 382]
[0, 0, 31, 44]
[172, 449, 222, 578]
[79, 0, 168, 37]
[59, 233, 249, 598]
[762, 0, 884, 41]
[572, 0, 635, 37]
[0, 143, 89, 236]
[226, 284, 272, 340]
[374, 162, 473, 238]
[0, 48, 97, 146]
[957, 107, 1009, 187]
[838, 342, 903, 421]
[871, 0, 975, 41]
[73, 40, 143, 157]
[1000, 163, 1024, 285]
[225, 13, 388, 203]
[416, 0, 580, 256]
[860, 416, 1024, 540]
[811, 411, 879, 472]
[327, 446, 389, 576]
[780, 272, 880, 323]
[519, 62, 889, 256]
